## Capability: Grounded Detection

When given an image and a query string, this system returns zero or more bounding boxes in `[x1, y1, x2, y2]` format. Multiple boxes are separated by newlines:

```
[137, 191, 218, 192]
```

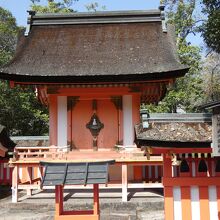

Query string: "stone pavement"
[0, 186, 164, 220]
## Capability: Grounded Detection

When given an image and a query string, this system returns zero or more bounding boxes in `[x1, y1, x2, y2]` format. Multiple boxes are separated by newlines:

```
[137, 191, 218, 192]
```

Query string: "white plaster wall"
[122, 95, 133, 146]
[173, 186, 182, 220]
[19, 167, 22, 180]
[57, 96, 67, 147]
[209, 186, 218, 220]
[191, 186, 200, 220]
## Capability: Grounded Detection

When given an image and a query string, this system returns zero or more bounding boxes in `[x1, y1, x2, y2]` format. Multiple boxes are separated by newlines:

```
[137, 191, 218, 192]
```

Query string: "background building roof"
[135, 113, 212, 148]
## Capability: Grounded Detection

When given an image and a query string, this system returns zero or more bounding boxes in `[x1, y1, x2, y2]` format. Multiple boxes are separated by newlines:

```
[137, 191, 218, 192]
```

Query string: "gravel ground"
[0, 186, 164, 220]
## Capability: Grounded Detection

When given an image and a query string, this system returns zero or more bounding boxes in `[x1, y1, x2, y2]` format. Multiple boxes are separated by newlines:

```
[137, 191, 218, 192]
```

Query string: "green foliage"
[201, 52, 220, 102]
[0, 7, 49, 135]
[0, 82, 49, 135]
[85, 2, 106, 12]
[0, 7, 19, 67]
[30, 0, 77, 13]
[202, 0, 220, 53]
[144, 1, 204, 113]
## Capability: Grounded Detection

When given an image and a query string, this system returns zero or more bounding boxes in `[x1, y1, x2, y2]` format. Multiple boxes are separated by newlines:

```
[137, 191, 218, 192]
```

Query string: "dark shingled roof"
[135, 113, 212, 148]
[0, 10, 188, 83]
[199, 100, 220, 110]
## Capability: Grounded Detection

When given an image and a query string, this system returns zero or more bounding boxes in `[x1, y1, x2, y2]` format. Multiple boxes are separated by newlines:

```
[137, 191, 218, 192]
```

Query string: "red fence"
[0, 159, 13, 185]
[163, 154, 220, 220]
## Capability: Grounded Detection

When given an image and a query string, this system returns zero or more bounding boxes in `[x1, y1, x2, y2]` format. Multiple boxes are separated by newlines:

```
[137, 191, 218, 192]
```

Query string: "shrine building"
[0, 8, 188, 151]
[2, 7, 219, 220]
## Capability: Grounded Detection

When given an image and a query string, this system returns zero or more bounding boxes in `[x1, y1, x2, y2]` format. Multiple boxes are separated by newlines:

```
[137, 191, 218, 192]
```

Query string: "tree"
[85, 2, 106, 12]
[201, 52, 220, 102]
[144, 1, 204, 113]
[0, 7, 49, 135]
[30, 0, 77, 13]
[202, 0, 220, 53]
[0, 7, 19, 67]
[0, 82, 49, 135]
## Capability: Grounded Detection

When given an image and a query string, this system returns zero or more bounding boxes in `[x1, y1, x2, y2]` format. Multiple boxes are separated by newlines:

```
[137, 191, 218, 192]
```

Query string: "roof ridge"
[24, 8, 164, 36]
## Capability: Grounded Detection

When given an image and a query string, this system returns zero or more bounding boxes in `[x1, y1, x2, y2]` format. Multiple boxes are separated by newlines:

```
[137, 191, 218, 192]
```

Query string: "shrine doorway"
[68, 97, 122, 150]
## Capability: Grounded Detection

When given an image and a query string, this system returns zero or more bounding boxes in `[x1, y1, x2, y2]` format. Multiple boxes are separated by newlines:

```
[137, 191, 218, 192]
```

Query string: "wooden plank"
[54, 214, 99, 220]
[12, 166, 18, 203]
[163, 177, 220, 187]
[133, 166, 143, 181]
[122, 164, 128, 202]
[181, 187, 192, 220]
[216, 186, 220, 220]
[164, 187, 174, 220]
[55, 185, 63, 216]
[93, 184, 99, 215]
[199, 186, 210, 220]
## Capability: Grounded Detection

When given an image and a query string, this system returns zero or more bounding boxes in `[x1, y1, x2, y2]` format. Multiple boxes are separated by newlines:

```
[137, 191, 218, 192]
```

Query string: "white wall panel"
[209, 186, 218, 220]
[57, 96, 67, 147]
[191, 186, 200, 220]
[123, 95, 133, 146]
[173, 186, 182, 220]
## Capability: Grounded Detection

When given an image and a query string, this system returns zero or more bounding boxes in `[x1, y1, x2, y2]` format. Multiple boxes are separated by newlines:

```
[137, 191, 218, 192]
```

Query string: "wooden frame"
[54, 184, 100, 220]
[10, 157, 163, 203]
[162, 153, 220, 220]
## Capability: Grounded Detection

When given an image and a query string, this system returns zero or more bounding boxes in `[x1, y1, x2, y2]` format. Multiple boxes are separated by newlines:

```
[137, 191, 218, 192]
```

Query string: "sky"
[0, 0, 160, 26]
[0, 0, 203, 48]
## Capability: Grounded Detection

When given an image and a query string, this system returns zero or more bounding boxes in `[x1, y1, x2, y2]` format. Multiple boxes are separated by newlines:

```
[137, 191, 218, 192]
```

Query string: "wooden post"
[122, 164, 128, 202]
[49, 95, 58, 146]
[216, 186, 220, 220]
[27, 167, 32, 196]
[55, 185, 63, 217]
[93, 184, 99, 216]
[12, 165, 18, 203]
[38, 166, 43, 181]
[163, 154, 174, 220]
[215, 172, 220, 219]
[199, 186, 210, 220]
[181, 186, 192, 220]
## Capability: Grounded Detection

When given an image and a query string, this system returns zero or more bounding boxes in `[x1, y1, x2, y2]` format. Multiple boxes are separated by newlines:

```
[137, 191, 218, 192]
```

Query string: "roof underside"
[0, 10, 188, 84]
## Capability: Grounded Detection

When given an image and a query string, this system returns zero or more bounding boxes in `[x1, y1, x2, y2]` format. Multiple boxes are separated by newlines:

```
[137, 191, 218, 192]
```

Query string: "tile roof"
[135, 113, 212, 148]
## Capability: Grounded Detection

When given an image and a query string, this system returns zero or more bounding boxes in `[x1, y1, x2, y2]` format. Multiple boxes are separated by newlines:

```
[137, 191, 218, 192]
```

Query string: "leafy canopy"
[145, 0, 204, 113]
[0, 7, 19, 67]
[30, 0, 77, 13]
[0, 7, 48, 135]
[202, 0, 220, 53]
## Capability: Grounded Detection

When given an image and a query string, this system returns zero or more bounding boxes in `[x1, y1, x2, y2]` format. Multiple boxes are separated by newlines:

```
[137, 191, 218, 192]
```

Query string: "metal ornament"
[86, 113, 104, 138]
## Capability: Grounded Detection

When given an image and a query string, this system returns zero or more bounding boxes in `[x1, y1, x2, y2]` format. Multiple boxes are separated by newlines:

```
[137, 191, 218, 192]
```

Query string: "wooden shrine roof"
[199, 100, 220, 110]
[135, 113, 212, 148]
[0, 9, 188, 84]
